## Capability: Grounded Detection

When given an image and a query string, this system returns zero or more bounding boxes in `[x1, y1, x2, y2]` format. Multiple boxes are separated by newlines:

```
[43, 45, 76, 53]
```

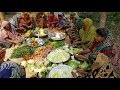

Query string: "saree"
[0, 60, 26, 78]
[79, 18, 96, 48]
[0, 21, 19, 41]
[73, 18, 84, 36]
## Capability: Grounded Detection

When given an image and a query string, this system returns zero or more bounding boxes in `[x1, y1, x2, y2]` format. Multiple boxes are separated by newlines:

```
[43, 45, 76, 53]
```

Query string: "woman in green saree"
[73, 18, 96, 49]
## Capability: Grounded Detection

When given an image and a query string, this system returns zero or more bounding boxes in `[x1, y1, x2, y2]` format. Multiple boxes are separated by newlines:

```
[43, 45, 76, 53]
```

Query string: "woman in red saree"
[47, 12, 58, 28]
[35, 12, 47, 28]
[17, 12, 34, 33]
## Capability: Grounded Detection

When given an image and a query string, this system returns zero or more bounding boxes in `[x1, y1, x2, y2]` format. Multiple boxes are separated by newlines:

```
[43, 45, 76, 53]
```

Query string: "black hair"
[50, 12, 54, 14]
[96, 28, 109, 38]
[58, 15, 62, 17]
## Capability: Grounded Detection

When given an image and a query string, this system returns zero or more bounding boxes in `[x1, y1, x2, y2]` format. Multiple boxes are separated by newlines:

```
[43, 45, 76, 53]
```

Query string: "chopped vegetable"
[27, 60, 35, 64]
[72, 48, 83, 54]
[41, 68, 50, 78]
[11, 45, 36, 58]
[48, 65, 73, 78]
[21, 61, 28, 67]
[44, 60, 52, 67]
[23, 45, 54, 60]
[66, 60, 80, 69]
[47, 49, 70, 63]
[50, 41, 66, 48]
[69, 47, 83, 55]
[80, 61, 90, 71]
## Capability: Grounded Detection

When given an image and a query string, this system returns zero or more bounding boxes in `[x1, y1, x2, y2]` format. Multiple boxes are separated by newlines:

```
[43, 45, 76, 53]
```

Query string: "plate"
[48, 65, 73, 78]
[33, 30, 48, 37]
[48, 32, 66, 40]
[46, 49, 70, 63]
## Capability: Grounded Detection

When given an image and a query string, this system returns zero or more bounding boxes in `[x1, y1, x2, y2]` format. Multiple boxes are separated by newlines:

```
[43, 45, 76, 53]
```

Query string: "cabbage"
[27, 60, 35, 64]
[48, 65, 73, 78]
[50, 70, 72, 78]
[21, 61, 28, 67]
[47, 66, 53, 71]
[80, 61, 89, 71]
[27, 64, 36, 72]
[47, 49, 70, 63]
[72, 48, 83, 54]
[66, 60, 80, 69]
[40, 67, 50, 78]
[52, 64, 57, 67]
[44, 60, 52, 67]
[69, 47, 83, 55]
[50, 41, 65, 48]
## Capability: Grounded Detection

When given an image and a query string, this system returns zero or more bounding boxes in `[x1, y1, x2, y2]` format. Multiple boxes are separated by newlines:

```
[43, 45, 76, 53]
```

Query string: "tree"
[99, 12, 107, 28]
[0, 12, 5, 21]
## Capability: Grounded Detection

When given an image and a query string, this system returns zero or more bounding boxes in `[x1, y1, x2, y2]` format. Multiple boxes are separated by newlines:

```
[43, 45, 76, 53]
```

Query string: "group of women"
[0, 12, 69, 78]
[0, 12, 119, 78]
[67, 16, 120, 78]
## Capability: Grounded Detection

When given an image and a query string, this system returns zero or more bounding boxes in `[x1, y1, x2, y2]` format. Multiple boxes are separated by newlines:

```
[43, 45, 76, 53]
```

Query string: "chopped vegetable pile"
[47, 49, 70, 63]
[66, 60, 80, 69]
[50, 41, 66, 48]
[11, 45, 36, 58]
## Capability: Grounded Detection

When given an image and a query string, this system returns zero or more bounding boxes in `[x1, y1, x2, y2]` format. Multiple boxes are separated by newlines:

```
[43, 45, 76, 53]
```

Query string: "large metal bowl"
[33, 29, 48, 38]
[48, 65, 73, 78]
[46, 48, 70, 63]
[48, 32, 66, 40]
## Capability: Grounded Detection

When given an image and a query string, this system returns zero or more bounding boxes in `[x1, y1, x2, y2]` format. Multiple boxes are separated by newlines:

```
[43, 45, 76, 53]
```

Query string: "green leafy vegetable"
[72, 48, 83, 54]
[44, 60, 52, 67]
[80, 61, 90, 71]
[66, 60, 80, 69]
[50, 41, 65, 48]
[69, 47, 83, 54]
[11, 45, 36, 58]
[41, 69, 50, 78]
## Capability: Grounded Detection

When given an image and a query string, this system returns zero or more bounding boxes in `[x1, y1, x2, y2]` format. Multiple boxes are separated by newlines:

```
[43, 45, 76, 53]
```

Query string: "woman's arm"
[73, 41, 81, 45]
[76, 48, 91, 55]
[74, 48, 91, 61]
[82, 41, 90, 44]
[5, 36, 20, 44]
[75, 54, 89, 61]
[51, 21, 58, 24]
[6, 38, 18, 44]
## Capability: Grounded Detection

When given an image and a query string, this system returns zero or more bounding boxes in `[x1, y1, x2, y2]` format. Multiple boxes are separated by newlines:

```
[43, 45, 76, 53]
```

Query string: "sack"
[91, 53, 113, 78]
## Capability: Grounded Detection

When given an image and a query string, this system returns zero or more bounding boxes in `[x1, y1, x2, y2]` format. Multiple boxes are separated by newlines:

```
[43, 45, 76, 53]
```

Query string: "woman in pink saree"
[0, 21, 21, 48]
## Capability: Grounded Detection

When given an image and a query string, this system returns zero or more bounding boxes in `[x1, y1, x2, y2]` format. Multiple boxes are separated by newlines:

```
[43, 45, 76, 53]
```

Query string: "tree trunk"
[0, 12, 5, 21]
[0, 12, 5, 26]
[99, 12, 107, 28]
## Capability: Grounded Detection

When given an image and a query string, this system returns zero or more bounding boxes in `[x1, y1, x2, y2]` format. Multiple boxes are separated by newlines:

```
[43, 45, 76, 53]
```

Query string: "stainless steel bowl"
[48, 32, 66, 40]
[33, 30, 48, 37]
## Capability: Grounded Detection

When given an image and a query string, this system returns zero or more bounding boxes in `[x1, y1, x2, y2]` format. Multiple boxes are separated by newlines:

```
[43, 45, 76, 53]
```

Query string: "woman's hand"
[74, 54, 89, 61]
[75, 51, 83, 55]
[75, 48, 91, 55]
[74, 53, 80, 58]
[72, 41, 82, 47]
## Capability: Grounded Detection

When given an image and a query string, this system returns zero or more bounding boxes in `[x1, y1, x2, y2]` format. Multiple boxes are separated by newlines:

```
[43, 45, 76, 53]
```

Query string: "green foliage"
[76, 12, 120, 46]
[11, 45, 36, 58]
[50, 41, 66, 48]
